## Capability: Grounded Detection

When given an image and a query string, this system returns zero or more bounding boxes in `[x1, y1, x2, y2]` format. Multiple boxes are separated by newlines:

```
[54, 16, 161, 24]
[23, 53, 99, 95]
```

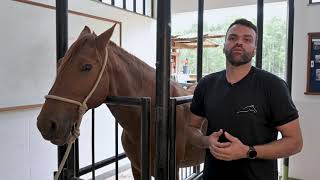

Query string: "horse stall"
[0, 0, 205, 180]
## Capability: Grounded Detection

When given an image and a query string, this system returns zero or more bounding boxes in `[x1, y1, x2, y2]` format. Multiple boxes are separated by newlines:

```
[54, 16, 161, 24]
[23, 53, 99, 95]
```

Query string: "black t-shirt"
[190, 66, 299, 180]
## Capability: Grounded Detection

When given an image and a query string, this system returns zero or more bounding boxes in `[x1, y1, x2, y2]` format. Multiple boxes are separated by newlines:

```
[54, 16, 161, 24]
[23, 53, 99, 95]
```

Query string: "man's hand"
[208, 130, 249, 161]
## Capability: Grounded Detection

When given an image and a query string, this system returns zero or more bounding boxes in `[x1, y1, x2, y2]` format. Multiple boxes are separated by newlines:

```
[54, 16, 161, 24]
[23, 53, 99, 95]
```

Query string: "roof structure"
[171, 34, 224, 50]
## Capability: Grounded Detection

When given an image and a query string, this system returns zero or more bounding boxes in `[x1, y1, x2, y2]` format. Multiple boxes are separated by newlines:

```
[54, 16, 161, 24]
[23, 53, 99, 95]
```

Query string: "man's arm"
[254, 118, 303, 159]
[187, 113, 209, 148]
[187, 113, 231, 150]
[211, 118, 303, 161]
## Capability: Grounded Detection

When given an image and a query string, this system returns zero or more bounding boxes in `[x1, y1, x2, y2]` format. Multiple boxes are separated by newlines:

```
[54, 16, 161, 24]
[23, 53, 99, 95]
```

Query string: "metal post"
[56, 1, 75, 179]
[197, 0, 204, 82]
[133, 0, 136, 12]
[256, 0, 264, 69]
[155, 0, 171, 179]
[141, 98, 151, 180]
[91, 109, 96, 180]
[123, 0, 126, 9]
[143, 0, 146, 15]
[115, 119, 119, 180]
[169, 98, 177, 180]
[151, 0, 154, 18]
[283, 0, 295, 179]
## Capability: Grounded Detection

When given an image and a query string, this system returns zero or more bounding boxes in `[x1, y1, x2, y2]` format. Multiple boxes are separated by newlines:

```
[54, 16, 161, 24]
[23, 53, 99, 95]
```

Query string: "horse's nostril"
[50, 120, 57, 133]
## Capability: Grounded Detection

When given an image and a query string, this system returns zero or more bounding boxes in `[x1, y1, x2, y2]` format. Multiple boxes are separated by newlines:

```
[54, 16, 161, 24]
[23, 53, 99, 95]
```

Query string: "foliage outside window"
[173, 17, 287, 80]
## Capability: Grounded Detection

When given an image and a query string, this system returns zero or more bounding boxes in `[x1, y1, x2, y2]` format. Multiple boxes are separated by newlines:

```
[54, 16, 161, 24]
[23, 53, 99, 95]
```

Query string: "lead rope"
[45, 49, 108, 180]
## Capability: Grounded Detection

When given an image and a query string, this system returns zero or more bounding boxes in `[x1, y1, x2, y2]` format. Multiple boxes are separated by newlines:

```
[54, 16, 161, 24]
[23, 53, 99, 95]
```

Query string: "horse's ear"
[96, 24, 116, 52]
[78, 26, 91, 39]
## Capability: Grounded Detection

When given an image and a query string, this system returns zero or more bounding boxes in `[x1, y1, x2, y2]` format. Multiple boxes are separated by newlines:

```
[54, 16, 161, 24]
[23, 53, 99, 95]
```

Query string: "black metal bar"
[256, 0, 264, 69]
[91, 109, 96, 180]
[155, 0, 171, 179]
[133, 0, 136, 12]
[143, 0, 146, 15]
[115, 118, 119, 180]
[197, 0, 204, 82]
[192, 172, 203, 180]
[286, 0, 294, 92]
[106, 96, 143, 106]
[151, 0, 154, 18]
[56, 0, 68, 63]
[75, 140, 80, 177]
[175, 95, 193, 105]
[169, 98, 177, 180]
[283, 0, 295, 178]
[56, 1, 73, 180]
[184, 173, 197, 180]
[78, 153, 127, 176]
[111, 0, 115, 6]
[123, 0, 126, 9]
[141, 98, 151, 180]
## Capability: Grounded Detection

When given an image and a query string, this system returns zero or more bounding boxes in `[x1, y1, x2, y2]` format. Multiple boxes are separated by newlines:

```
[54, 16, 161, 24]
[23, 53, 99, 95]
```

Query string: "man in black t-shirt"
[188, 18, 303, 180]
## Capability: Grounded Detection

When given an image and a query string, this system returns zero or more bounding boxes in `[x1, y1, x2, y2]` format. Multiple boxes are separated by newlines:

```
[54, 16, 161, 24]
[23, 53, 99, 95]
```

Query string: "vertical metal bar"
[133, 0, 137, 12]
[197, 0, 204, 82]
[169, 98, 177, 180]
[75, 140, 80, 177]
[151, 0, 154, 18]
[115, 119, 119, 180]
[141, 98, 151, 180]
[286, 0, 294, 92]
[56, 0, 68, 63]
[56, 1, 72, 179]
[155, 0, 171, 179]
[111, 0, 115, 6]
[123, 0, 126, 9]
[92, 109, 96, 180]
[256, 0, 264, 69]
[143, 0, 146, 15]
[283, 0, 294, 179]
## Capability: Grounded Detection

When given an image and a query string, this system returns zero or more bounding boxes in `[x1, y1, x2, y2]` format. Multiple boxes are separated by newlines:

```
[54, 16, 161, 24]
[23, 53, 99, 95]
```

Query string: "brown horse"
[37, 25, 206, 179]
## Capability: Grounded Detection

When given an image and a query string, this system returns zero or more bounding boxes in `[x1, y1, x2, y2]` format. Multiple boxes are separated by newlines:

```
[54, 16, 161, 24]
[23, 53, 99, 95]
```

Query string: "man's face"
[223, 24, 257, 67]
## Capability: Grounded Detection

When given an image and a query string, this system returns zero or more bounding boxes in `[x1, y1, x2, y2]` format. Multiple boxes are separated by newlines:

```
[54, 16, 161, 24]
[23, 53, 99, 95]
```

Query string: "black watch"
[247, 146, 257, 159]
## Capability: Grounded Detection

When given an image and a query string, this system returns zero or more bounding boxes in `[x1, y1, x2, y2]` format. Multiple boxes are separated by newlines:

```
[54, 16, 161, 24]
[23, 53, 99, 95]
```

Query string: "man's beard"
[224, 46, 254, 67]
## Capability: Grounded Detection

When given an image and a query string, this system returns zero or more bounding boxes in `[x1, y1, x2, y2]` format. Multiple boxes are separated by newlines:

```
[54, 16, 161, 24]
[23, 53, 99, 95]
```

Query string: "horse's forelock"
[57, 34, 97, 74]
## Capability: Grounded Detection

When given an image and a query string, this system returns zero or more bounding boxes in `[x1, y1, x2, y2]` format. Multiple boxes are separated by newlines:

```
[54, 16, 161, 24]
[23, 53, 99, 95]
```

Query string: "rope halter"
[45, 48, 108, 180]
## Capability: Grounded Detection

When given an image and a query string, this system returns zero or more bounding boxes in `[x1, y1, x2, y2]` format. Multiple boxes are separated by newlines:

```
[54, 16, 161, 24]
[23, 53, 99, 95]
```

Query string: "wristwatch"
[247, 146, 257, 159]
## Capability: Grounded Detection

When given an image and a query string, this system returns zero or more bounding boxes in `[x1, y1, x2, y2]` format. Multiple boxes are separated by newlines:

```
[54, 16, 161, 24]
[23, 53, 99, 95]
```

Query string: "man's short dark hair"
[226, 18, 257, 35]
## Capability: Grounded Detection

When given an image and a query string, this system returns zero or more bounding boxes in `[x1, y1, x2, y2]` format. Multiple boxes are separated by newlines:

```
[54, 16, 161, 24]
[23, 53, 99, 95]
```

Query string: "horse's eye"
[81, 64, 92, 72]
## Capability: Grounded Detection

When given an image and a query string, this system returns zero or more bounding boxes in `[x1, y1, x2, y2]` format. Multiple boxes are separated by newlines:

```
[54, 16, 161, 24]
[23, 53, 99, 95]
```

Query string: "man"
[188, 18, 303, 180]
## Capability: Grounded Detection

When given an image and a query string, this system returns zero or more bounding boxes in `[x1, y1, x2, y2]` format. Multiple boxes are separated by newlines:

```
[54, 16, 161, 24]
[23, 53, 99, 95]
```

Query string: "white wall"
[290, 1, 320, 180]
[0, 1, 156, 180]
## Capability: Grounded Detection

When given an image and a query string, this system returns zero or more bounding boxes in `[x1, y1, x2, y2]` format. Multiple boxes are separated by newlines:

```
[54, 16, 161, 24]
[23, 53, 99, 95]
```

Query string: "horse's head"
[37, 25, 115, 145]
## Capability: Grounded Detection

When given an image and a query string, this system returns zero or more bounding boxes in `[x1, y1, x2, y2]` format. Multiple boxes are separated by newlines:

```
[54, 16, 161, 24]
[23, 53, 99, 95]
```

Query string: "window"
[310, 0, 320, 4]
[99, 0, 154, 17]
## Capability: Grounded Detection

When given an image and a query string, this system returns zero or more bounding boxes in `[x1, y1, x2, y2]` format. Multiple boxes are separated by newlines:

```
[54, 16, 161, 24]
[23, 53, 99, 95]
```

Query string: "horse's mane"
[108, 41, 192, 96]
[108, 41, 155, 74]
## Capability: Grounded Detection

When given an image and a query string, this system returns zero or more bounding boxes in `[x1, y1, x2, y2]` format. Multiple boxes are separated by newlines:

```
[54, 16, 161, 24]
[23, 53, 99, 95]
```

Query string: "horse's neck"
[107, 45, 156, 98]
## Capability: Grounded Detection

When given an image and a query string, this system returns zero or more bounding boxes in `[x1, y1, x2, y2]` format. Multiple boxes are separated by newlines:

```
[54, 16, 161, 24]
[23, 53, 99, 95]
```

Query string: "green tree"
[174, 17, 287, 79]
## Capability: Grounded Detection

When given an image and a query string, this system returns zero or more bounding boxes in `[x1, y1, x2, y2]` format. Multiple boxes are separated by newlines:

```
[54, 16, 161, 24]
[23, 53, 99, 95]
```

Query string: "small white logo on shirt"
[237, 105, 257, 114]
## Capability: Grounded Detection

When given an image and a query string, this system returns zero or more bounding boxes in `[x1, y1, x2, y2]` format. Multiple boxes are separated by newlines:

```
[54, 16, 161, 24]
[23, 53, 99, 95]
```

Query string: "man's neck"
[226, 62, 252, 84]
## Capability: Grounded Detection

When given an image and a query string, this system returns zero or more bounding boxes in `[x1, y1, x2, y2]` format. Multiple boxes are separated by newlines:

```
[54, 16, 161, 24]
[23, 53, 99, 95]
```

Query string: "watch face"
[248, 146, 257, 159]
[249, 150, 257, 159]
